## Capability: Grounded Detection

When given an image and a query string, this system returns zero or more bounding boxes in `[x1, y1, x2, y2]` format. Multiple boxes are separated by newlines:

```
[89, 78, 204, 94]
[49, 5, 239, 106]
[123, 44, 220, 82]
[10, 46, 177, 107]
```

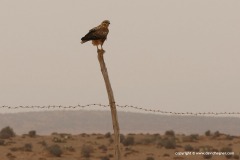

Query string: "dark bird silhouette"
[81, 20, 110, 52]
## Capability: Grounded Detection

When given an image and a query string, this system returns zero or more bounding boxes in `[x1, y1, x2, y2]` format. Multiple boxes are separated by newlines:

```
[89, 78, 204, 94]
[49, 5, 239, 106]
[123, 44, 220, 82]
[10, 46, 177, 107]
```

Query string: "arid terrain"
[1, 110, 240, 135]
[0, 128, 240, 160]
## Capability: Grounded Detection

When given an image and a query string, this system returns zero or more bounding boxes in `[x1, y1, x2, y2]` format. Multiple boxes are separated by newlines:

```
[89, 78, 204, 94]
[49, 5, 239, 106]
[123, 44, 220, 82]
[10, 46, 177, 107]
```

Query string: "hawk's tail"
[81, 40, 87, 44]
[81, 36, 89, 44]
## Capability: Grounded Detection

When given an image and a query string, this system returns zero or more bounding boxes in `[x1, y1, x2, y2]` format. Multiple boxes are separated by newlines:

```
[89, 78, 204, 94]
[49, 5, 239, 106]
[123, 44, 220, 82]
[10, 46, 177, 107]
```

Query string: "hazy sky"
[0, 0, 239, 114]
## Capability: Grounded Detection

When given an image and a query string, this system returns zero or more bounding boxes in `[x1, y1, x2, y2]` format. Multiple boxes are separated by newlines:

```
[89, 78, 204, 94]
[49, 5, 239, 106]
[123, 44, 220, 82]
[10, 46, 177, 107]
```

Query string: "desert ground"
[0, 127, 240, 160]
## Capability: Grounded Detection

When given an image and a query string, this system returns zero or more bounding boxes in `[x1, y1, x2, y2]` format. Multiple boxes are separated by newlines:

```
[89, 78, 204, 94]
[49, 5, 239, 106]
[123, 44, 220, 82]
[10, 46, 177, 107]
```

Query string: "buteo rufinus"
[81, 20, 110, 52]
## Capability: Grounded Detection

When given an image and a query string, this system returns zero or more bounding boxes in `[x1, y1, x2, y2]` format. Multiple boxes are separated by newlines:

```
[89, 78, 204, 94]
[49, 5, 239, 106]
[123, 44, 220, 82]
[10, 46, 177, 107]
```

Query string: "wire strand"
[0, 104, 239, 116]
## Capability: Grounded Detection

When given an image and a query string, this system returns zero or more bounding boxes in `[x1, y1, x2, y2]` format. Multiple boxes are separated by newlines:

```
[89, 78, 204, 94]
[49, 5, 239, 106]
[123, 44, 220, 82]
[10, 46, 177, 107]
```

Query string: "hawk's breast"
[92, 40, 102, 46]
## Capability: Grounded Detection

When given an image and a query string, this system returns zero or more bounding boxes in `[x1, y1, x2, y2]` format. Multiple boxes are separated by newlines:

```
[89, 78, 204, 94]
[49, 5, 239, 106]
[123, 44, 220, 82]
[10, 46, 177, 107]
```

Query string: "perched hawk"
[81, 20, 110, 52]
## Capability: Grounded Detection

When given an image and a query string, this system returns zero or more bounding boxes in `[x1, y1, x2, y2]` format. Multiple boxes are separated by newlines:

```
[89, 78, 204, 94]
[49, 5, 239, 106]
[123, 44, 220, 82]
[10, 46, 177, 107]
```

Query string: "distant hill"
[0, 110, 239, 135]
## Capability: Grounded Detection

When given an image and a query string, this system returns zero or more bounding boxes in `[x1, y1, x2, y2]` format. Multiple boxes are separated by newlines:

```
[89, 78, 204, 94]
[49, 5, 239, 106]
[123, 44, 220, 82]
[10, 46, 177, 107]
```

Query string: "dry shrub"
[233, 155, 239, 159]
[165, 130, 175, 137]
[182, 135, 198, 143]
[100, 156, 109, 160]
[184, 144, 194, 151]
[98, 145, 107, 152]
[81, 145, 94, 158]
[38, 140, 47, 147]
[158, 137, 176, 149]
[220, 147, 233, 159]
[0, 126, 15, 139]
[122, 136, 135, 146]
[28, 130, 36, 137]
[213, 131, 220, 138]
[0, 139, 5, 146]
[104, 132, 111, 138]
[23, 143, 32, 152]
[120, 134, 125, 143]
[146, 157, 155, 160]
[47, 144, 62, 157]
[205, 130, 211, 136]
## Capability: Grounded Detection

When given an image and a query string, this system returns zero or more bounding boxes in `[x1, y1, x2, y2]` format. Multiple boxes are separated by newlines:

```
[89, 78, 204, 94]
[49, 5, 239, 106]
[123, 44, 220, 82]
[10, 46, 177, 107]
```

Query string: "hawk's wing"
[89, 25, 101, 32]
[81, 25, 108, 41]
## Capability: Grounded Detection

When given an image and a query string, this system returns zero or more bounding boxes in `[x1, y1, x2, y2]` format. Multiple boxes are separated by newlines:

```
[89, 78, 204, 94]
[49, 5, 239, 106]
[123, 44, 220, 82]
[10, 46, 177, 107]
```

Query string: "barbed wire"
[0, 104, 239, 116]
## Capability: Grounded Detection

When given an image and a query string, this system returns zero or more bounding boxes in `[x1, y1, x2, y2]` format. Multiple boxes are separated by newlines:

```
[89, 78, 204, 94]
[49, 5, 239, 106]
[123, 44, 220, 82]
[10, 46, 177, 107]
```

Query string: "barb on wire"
[0, 104, 239, 116]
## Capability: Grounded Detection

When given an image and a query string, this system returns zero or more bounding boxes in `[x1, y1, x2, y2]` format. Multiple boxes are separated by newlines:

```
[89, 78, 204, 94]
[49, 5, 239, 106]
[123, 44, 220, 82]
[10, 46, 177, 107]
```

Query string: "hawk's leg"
[100, 44, 105, 53]
[97, 45, 101, 52]
[97, 45, 105, 54]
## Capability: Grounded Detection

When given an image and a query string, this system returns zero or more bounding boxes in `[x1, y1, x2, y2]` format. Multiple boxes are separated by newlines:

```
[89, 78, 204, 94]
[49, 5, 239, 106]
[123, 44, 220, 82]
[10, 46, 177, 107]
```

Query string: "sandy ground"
[0, 132, 240, 160]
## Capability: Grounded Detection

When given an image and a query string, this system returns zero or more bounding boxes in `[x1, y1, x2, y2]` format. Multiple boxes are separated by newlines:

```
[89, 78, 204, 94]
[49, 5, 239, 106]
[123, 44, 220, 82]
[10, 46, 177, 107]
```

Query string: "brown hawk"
[81, 20, 110, 52]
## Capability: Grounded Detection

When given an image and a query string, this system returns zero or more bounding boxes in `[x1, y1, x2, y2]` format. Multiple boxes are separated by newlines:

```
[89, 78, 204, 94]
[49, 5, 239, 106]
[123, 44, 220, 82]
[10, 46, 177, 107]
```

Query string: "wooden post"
[97, 50, 121, 160]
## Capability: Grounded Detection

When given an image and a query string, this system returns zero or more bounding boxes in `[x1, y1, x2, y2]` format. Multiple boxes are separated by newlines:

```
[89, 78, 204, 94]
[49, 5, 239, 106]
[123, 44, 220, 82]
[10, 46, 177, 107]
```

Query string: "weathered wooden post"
[97, 49, 121, 160]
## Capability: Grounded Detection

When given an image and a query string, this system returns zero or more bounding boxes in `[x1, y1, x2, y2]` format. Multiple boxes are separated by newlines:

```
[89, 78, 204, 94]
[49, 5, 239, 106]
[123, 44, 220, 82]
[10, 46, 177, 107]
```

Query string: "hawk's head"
[101, 20, 110, 28]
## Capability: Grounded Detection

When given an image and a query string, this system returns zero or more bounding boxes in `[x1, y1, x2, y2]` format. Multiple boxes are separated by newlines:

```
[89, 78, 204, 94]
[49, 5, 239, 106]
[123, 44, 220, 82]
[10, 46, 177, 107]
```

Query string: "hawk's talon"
[97, 49, 105, 54]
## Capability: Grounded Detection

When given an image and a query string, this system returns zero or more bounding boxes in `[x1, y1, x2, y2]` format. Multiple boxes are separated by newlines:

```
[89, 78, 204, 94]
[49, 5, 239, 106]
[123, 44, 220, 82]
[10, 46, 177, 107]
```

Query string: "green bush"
[48, 144, 62, 157]
[81, 145, 94, 158]
[0, 126, 15, 139]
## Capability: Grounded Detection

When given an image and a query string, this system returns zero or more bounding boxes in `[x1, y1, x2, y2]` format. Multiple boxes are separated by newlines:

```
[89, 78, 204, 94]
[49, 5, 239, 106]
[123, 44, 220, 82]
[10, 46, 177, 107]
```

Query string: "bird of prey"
[81, 20, 110, 52]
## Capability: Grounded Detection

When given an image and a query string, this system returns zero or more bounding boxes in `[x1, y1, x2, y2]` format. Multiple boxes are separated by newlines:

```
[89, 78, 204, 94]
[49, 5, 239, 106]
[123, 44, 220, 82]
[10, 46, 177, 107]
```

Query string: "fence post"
[97, 50, 121, 160]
